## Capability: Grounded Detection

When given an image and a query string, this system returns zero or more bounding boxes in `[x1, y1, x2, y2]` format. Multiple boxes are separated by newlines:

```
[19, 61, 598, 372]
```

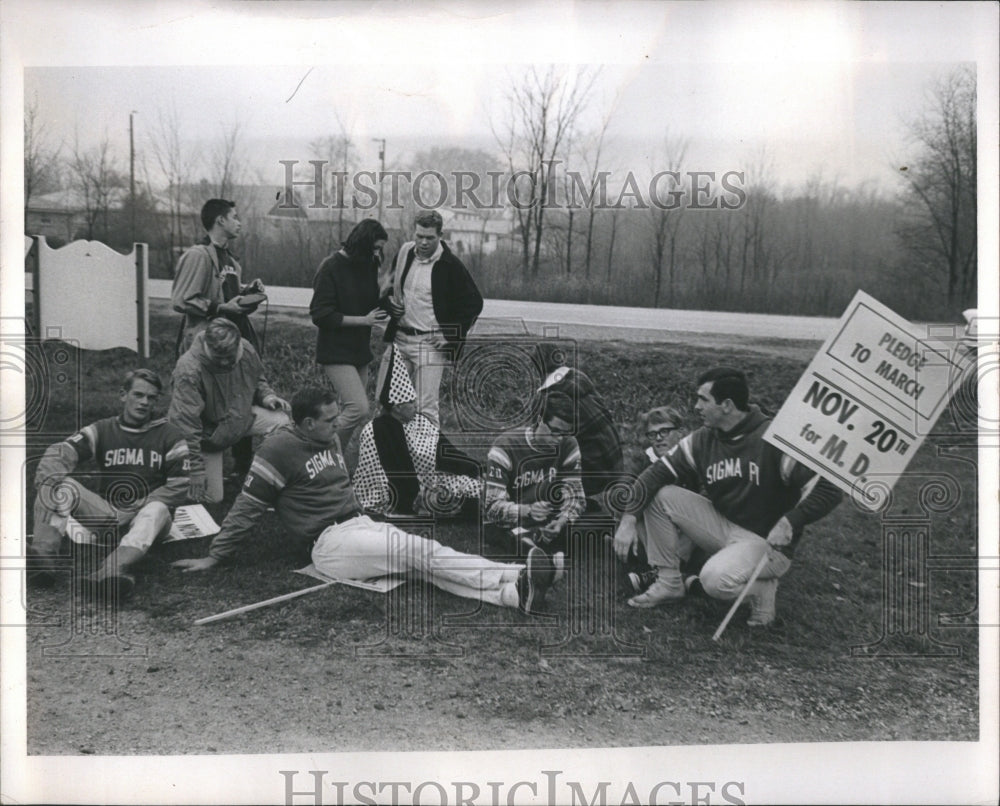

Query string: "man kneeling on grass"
[173, 387, 555, 614]
[612, 367, 842, 627]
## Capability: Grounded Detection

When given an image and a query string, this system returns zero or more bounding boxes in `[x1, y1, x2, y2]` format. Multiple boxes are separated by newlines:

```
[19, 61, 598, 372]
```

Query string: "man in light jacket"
[168, 318, 290, 504]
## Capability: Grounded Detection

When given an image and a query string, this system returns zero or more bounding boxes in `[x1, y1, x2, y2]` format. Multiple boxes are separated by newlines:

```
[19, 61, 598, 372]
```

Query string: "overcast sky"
[14, 2, 997, 194]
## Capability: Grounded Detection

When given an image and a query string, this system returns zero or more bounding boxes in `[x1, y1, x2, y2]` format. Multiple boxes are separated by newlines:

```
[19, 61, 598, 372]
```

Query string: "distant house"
[439, 208, 513, 257]
[25, 188, 123, 244]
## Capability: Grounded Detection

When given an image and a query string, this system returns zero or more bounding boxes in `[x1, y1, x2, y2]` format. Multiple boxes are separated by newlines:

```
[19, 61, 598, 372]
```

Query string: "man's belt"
[397, 325, 432, 336]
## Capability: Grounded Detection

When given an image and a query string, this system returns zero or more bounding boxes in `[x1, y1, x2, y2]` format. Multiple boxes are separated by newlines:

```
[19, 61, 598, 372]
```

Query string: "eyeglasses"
[645, 426, 679, 441]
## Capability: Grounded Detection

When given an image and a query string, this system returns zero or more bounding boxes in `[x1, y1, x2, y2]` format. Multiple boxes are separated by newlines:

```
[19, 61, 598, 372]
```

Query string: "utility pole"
[372, 137, 385, 220]
[129, 110, 138, 245]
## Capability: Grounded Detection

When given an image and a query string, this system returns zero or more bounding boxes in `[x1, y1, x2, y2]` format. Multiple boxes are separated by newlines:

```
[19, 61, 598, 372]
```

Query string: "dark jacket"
[628, 405, 843, 555]
[383, 241, 483, 360]
[310, 250, 381, 366]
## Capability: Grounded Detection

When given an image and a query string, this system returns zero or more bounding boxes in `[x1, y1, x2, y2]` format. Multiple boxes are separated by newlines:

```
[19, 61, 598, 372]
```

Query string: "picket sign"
[763, 290, 968, 509]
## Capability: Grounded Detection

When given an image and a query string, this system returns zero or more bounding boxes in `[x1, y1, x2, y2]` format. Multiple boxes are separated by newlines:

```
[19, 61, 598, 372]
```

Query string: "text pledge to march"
[764, 290, 967, 510]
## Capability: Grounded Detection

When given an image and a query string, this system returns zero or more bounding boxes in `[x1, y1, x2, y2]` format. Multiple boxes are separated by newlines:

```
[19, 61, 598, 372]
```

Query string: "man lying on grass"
[613, 367, 843, 626]
[173, 386, 556, 614]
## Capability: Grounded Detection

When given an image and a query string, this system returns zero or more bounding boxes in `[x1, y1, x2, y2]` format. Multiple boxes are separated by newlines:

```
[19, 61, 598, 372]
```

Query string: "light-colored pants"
[203, 405, 290, 502]
[311, 515, 522, 608]
[378, 332, 450, 426]
[320, 363, 370, 447]
[641, 486, 791, 600]
[33, 477, 172, 553]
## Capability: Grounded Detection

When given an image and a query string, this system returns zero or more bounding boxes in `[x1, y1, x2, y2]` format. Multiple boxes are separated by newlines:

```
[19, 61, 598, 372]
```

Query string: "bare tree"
[148, 101, 200, 263]
[492, 66, 599, 277]
[646, 134, 689, 306]
[577, 115, 614, 280]
[68, 130, 126, 241]
[310, 120, 357, 251]
[24, 93, 62, 211]
[897, 66, 977, 308]
[210, 114, 249, 199]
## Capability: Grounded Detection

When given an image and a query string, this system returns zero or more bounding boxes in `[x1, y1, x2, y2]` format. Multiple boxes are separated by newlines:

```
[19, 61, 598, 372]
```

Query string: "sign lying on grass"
[65, 504, 220, 545]
[764, 290, 966, 510]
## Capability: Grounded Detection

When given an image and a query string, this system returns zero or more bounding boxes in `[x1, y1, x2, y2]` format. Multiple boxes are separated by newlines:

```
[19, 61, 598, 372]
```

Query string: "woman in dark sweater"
[309, 219, 390, 449]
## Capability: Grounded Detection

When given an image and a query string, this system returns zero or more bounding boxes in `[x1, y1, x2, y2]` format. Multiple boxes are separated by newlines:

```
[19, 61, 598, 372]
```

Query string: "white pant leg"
[118, 501, 173, 553]
[311, 515, 521, 607]
[394, 333, 449, 427]
[203, 450, 225, 503]
[641, 486, 736, 586]
[699, 538, 792, 600]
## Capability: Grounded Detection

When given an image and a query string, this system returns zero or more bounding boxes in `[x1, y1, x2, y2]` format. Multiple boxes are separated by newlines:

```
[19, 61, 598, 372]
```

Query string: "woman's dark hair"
[343, 218, 389, 257]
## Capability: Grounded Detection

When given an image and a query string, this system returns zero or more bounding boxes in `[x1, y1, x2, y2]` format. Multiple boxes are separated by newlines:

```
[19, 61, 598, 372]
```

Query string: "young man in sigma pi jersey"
[28, 369, 191, 596]
[484, 392, 587, 561]
[613, 368, 843, 626]
[173, 387, 556, 615]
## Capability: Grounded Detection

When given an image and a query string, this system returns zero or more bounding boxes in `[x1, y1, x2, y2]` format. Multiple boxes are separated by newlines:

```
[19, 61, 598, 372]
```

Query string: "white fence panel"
[32, 236, 149, 357]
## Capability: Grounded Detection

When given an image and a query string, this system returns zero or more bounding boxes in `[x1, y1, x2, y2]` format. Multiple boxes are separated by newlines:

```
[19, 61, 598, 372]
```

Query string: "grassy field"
[22, 310, 980, 754]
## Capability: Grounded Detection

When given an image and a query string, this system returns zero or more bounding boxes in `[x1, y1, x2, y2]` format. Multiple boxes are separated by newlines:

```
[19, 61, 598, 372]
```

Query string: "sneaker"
[627, 569, 658, 593]
[627, 577, 685, 608]
[746, 578, 778, 627]
[516, 547, 555, 614]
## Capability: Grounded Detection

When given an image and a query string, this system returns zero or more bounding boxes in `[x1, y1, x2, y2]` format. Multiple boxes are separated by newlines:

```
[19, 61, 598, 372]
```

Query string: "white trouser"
[202, 405, 291, 502]
[641, 486, 791, 600]
[378, 332, 450, 426]
[311, 515, 522, 608]
[33, 477, 172, 553]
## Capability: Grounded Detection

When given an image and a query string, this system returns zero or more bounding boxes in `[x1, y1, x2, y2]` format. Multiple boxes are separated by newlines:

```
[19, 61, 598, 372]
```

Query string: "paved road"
[147, 279, 836, 343]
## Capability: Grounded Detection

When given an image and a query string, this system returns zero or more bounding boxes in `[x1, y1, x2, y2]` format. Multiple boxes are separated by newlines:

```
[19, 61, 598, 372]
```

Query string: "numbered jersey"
[65, 416, 189, 500]
[486, 426, 582, 507]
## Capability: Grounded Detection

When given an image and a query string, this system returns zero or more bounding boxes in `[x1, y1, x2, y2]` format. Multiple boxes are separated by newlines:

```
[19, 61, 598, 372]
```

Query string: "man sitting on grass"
[28, 369, 191, 597]
[613, 367, 842, 626]
[484, 392, 587, 564]
[172, 387, 555, 614]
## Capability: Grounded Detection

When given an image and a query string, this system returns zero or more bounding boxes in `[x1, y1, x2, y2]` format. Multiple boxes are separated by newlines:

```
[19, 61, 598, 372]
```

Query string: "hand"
[188, 473, 207, 502]
[539, 516, 566, 537]
[245, 279, 265, 294]
[613, 517, 638, 562]
[217, 299, 248, 315]
[262, 394, 291, 413]
[385, 297, 405, 318]
[527, 501, 553, 522]
[766, 516, 793, 548]
[364, 308, 390, 326]
[429, 332, 449, 351]
[172, 557, 219, 573]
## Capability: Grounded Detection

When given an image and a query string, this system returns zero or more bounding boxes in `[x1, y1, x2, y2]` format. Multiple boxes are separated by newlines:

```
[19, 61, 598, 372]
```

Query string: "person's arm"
[145, 431, 192, 509]
[436, 257, 483, 353]
[33, 425, 95, 509]
[451, 261, 484, 338]
[172, 248, 219, 317]
[173, 452, 282, 570]
[167, 371, 208, 498]
[484, 443, 528, 527]
[546, 437, 586, 531]
[782, 458, 844, 533]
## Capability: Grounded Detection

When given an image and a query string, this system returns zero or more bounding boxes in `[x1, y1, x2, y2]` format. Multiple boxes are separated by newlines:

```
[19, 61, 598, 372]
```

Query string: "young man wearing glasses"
[612, 368, 842, 626]
[484, 393, 587, 562]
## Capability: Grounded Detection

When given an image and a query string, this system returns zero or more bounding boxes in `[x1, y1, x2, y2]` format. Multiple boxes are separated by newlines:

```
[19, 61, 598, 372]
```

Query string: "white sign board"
[763, 290, 966, 510]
